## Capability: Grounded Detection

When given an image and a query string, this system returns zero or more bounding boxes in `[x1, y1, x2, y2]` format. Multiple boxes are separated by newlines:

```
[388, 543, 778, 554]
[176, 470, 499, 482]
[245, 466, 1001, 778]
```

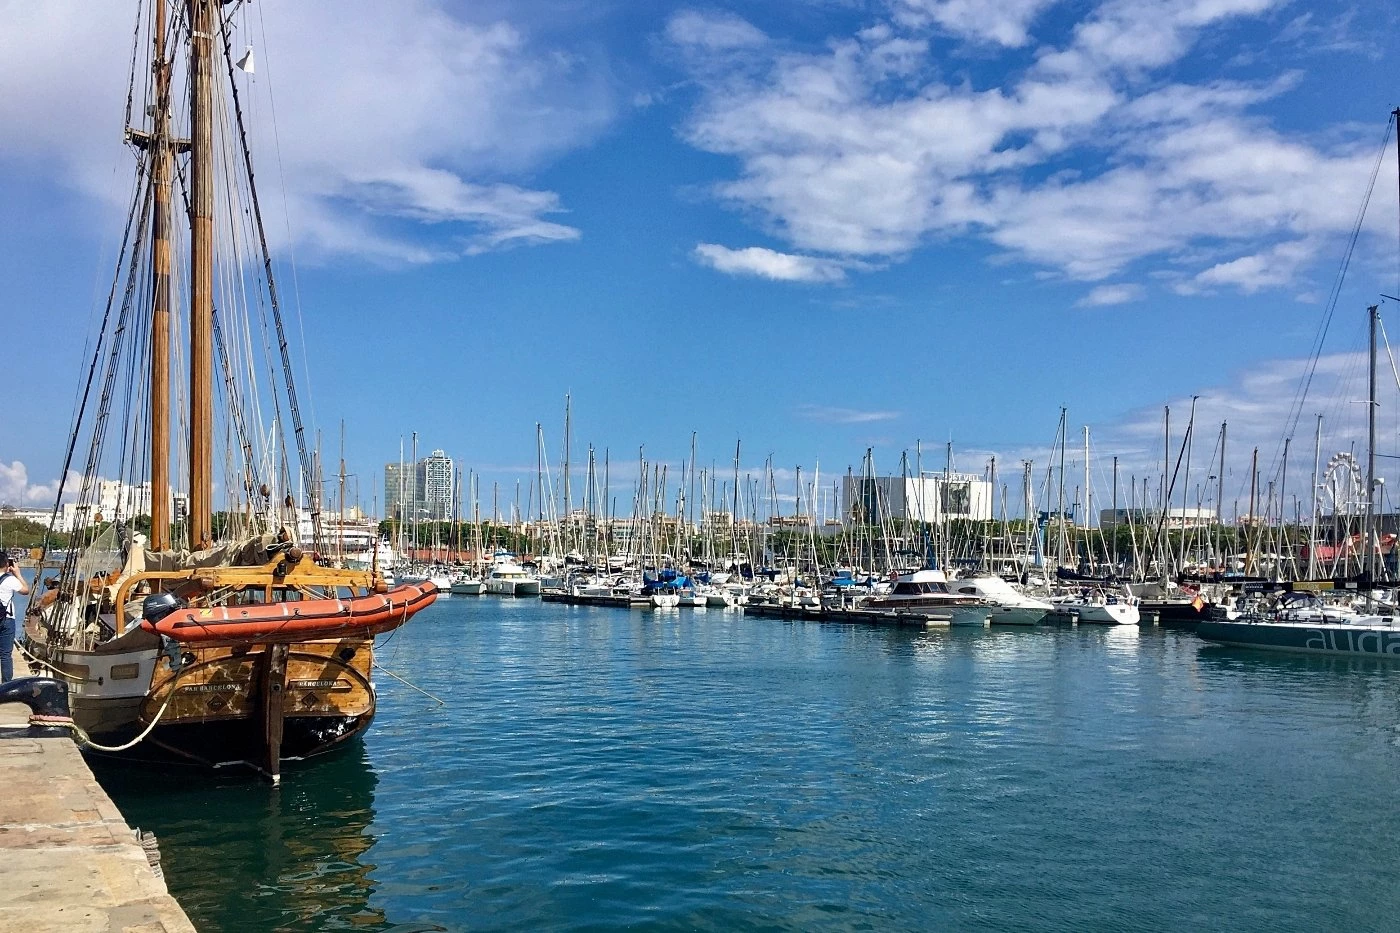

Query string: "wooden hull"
[36, 635, 383, 774]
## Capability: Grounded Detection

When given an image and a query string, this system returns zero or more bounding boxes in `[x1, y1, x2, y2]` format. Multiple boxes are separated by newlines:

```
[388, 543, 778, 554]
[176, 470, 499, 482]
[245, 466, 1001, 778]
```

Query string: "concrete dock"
[0, 652, 196, 932]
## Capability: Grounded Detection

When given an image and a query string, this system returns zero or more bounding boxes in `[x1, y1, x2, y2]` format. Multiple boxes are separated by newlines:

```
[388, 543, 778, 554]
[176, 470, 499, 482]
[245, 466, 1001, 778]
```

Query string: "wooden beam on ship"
[260, 644, 289, 784]
[149, 0, 172, 552]
[187, 0, 215, 550]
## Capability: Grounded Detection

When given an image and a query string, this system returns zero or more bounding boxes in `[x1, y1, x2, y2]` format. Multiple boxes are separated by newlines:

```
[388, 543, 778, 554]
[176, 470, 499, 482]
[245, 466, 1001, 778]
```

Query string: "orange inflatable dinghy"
[139, 582, 438, 644]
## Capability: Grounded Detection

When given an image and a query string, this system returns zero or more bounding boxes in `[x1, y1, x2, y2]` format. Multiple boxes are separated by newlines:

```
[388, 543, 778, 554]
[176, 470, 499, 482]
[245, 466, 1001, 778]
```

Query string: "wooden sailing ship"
[24, 0, 436, 781]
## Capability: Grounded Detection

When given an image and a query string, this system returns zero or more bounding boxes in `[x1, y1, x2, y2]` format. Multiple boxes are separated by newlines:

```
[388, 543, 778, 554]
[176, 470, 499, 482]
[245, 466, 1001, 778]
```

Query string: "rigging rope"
[39, 165, 150, 568]
[217, 12, 323, 553]
[1269, 113, 1396, 481]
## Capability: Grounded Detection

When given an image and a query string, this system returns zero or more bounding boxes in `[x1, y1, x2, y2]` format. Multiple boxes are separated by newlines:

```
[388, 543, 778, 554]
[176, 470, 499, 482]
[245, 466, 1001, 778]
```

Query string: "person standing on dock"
[0, 556, 30, 682]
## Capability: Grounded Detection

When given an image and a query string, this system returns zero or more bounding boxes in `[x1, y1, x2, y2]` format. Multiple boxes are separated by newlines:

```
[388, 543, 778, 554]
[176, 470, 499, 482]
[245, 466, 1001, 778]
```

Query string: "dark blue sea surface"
[98, 598, 1400, 931]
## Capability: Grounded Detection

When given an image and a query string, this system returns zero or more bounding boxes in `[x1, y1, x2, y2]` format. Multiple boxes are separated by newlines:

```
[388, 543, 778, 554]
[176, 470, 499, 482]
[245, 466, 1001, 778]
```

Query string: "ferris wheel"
[1320, 451, 1366, 517]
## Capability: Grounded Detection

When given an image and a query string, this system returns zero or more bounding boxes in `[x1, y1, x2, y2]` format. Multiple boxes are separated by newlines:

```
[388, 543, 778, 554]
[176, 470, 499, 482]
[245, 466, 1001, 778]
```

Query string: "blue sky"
[2, 0, 1399, 520]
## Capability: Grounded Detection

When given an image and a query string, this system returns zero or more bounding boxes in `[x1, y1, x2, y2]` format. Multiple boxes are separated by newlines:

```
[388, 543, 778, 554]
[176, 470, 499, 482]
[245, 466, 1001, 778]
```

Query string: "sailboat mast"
[1308, 415, 1321, 579]
[1367, 303, 1379, 580]
[1161, 405, 1169, 577]
[562, 395, 572, 522]
[149, 0, 173, 551]
[187, 0, 216, 548]
[1055, 408, 1066, 568]
[1082, 424, 1090, 543]
[1111, 456, 1118, 570]
[1279, 436, 1290, 577]
[1217, 422, 1227, 571]
[1246, 447, 1259, 575]
[688, 432, 697, 538]
[1021, 461, 1033, 578]
[338, 421, 346, 561]
[1179, 397, 1197, 577]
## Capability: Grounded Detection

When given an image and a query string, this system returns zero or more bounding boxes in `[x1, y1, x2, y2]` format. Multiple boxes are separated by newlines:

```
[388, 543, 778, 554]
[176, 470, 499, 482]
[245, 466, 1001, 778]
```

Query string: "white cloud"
[665, 10, 767, 50]
[0, 0, 615, 263]
[954, 349, 1384, 511]
[0, 462, 28, 505]
[0, 461, 65, 508]
[891, 0, 1060, 47]
[1042, 0, 1283, 76]
[797, 405, 901, 424]
[671, 0, 1380, 294]
[1077, 283, 1145, 306]
[1097, 350, 1375, 490]
[1189, 240, 1314, 293]
[693, 243, 848, 282]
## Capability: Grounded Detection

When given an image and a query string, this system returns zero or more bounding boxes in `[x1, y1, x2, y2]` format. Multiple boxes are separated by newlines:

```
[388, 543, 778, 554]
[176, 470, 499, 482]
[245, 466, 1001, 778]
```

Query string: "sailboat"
[23, 0, 436, 781]
[1198, 108, 1400, 657]
[1197, 307, 1400, 656]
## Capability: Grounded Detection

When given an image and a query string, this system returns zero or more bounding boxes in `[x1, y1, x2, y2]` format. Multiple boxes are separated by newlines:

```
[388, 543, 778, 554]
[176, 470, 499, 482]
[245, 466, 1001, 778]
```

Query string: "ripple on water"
[99, 601, 1400, 933]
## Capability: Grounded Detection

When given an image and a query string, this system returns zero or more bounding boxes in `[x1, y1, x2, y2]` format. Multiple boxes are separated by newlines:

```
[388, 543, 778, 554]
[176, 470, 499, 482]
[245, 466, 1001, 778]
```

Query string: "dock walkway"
[0, 650, 196, 932]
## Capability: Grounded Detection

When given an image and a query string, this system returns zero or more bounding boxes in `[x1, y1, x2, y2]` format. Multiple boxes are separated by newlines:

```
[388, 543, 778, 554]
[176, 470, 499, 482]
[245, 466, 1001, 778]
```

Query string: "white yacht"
[485, 552, 542, 596]
[862, 569, 991, 626]
[649, 589, 682, 609]
[699, 582, 744, 608]
[951, 575, 1052, 626]
[1056, 587, 1140, 625]
[449, 574, 484, 595]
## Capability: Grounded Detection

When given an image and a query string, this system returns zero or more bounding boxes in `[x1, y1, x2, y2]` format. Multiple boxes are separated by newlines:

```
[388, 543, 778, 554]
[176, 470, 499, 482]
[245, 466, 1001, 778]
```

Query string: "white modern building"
[56, 480, 185, 532]
[843, 473, 994, 524]
[0, 506, 52, 525]
[1097, 507, 1216, 530]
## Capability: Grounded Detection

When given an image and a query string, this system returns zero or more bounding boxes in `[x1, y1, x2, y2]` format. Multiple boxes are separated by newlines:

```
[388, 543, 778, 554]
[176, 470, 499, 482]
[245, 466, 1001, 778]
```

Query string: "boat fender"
[0, 677, 72, 738]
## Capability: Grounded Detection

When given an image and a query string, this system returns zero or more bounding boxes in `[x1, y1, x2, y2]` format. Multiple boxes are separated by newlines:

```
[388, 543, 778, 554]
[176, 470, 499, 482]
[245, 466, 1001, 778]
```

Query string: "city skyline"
[2, 1, 1399, 525]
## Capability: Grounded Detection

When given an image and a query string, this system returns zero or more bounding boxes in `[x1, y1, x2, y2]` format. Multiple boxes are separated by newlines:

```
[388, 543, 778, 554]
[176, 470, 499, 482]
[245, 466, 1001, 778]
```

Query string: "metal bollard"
[0, 677, 73, 738]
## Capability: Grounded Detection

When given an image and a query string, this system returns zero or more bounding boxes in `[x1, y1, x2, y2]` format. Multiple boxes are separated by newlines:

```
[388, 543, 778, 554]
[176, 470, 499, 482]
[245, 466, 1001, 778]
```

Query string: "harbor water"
[98, 598, 1400, 931]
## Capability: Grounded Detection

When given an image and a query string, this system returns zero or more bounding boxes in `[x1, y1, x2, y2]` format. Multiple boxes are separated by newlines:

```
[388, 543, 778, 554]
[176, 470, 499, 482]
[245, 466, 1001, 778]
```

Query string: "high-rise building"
[384, 462, 418, 521]
[422, 450, 454, 521]
[384, 449, 454, 521]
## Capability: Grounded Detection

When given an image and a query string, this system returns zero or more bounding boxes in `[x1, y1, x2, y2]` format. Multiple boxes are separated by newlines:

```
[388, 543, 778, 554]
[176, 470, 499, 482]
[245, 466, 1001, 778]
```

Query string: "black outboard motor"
[142, 592, 188, 625]
[0, 677, 72, 738]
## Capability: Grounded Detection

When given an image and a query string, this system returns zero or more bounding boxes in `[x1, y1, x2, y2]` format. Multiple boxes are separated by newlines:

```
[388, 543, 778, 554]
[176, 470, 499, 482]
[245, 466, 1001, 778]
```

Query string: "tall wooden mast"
[187, 0, 215, 549]
[149, 0, 173, 550]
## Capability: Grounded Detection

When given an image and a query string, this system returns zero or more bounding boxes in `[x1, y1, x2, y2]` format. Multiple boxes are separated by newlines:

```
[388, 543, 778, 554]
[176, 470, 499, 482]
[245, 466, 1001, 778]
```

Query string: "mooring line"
[372, 660, 446, 707]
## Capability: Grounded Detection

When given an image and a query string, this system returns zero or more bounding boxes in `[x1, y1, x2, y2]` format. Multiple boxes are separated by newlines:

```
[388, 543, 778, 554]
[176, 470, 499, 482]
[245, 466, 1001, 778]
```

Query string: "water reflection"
[95, 744, 431, 932]
[89, 601, 1400, 933]
[1195, 643, 1400, 677]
